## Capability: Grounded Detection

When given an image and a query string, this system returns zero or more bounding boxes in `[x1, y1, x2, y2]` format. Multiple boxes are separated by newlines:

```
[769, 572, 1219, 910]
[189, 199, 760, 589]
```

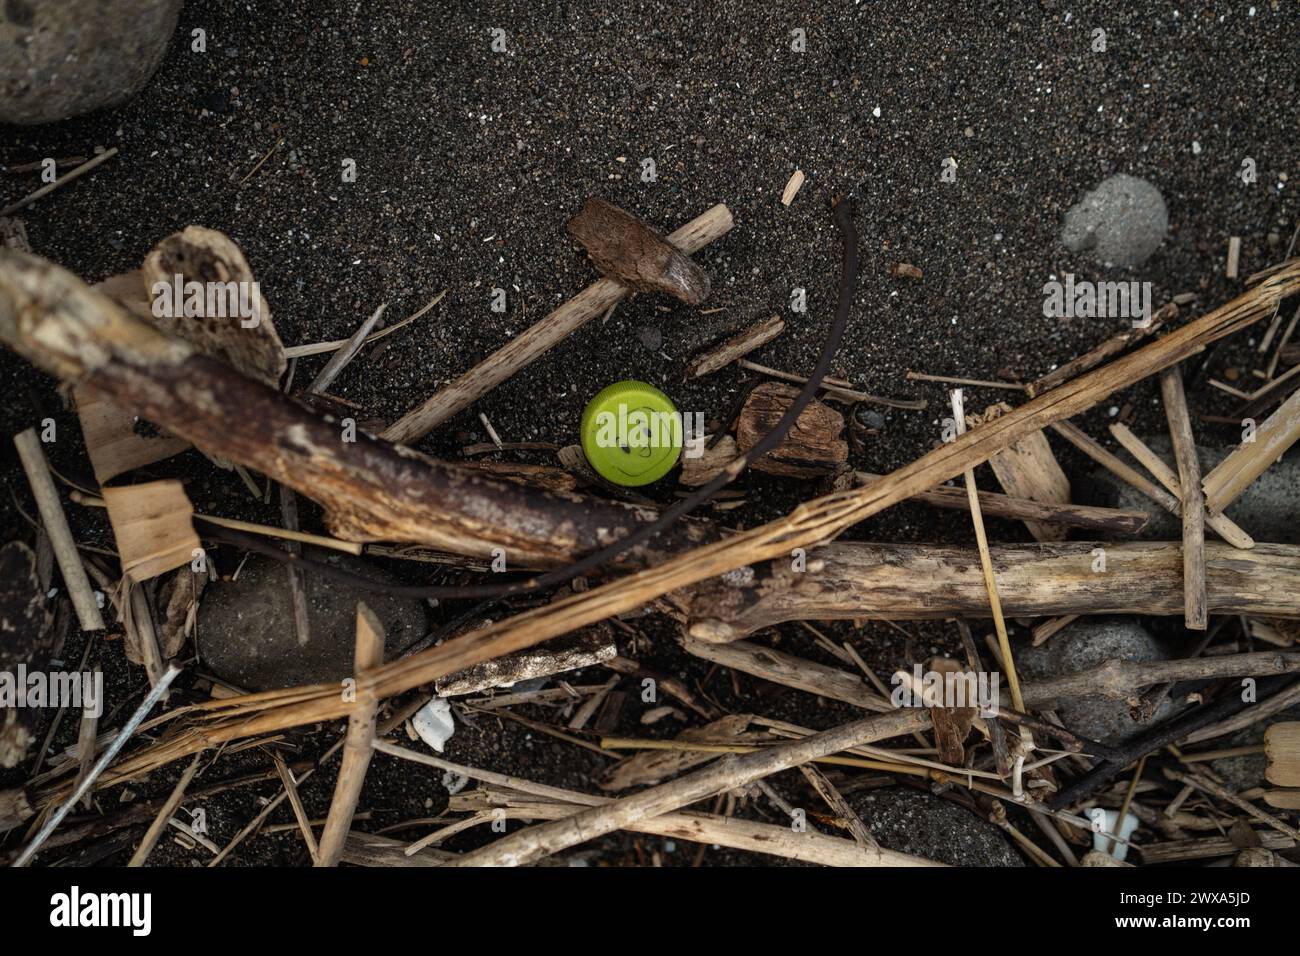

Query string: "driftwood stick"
[1024, 651, 1300, 706]
[1163, 768, 1300, 842]
[373, 742, 934, 867]
[1160, 366, 1208, 629]
[856, 471, 1149, 535]
[381, 203, 733, 444]
[12, 428, 104, 631]
[316, 605, 386, 867]
[678, 541, 1300, 640]
[445, 707, 931, 867]
[1202, 387, 1300, 514]
[0, 252, 709, 566]
[1106, 424, 1254, 549]
[687, 315, 784, 377]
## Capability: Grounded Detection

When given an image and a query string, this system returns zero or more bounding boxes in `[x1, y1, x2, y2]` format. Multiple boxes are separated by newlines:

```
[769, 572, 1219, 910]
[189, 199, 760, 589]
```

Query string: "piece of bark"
[0, 543, 52, 768]
[736, 382, 848, 478]
[435, 624, 617, 697]
[0, 217, 30, 252]
[566, 198, 711, 305]
[101, 480, 200, 583]
[676, 540, 1300, 641]
[679, 435, 739, 487]
[687, 316, 784, 378]
[0, 252, 716, 567]
[452, 460, 578, 494]
[74, 385, 190, 483]
[969, 403, 1071, 541]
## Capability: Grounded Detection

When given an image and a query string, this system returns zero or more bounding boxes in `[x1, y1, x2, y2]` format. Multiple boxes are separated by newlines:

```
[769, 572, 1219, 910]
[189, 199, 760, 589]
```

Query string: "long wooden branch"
[675, 541, 1300, 641]
[0, 251, 711, 566]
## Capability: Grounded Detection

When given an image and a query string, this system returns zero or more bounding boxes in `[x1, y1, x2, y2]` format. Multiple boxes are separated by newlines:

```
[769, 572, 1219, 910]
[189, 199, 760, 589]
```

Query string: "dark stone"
[199, 552, 426, 691]
[0, 0, 182, 125]
[848, 787, 1023, 866]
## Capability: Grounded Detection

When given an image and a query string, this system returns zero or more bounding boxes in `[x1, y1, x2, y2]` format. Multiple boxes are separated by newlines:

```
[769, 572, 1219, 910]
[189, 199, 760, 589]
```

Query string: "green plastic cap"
[580, 380, 683, 487]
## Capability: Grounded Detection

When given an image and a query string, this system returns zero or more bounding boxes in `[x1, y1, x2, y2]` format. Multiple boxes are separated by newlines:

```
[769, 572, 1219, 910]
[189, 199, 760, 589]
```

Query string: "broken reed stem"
[1164, 768, 1300, 842]
[273, 752, 320, 864]
[128, 753, 203, 867]
[951, 389, 1025, 713]
[0, 148, 119, 217]
[1058, 420, 1254, 549]
[307, 303, 387, 394]
[316, 605, 386, 867]
[26, 262, 1300, 797]
[13, 428, 105, 631]
[1160, 366, 1208, 629]
[1202, 386, 1300, 514]
[72, 491, 366, 556]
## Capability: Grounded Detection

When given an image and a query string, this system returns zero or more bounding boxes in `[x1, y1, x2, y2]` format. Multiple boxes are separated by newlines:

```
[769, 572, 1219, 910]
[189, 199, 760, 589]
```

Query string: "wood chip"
[735, 382, 848, 477]
[781, 169, 805, 206]
[102, 480, 200, 582]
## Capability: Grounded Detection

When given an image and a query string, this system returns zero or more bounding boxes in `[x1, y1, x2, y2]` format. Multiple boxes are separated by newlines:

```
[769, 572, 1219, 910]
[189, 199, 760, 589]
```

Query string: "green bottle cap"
[580, 380, 683, 486]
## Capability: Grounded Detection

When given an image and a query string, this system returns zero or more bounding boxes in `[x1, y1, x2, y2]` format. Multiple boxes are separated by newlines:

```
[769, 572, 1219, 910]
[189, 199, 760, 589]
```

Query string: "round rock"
[199, 552, 426, 691]
[1061, 174, 1169, 268]
[1020, 617, 1176, 744]
[848, 787, 1023, 866]
[0, 0, 182, 125]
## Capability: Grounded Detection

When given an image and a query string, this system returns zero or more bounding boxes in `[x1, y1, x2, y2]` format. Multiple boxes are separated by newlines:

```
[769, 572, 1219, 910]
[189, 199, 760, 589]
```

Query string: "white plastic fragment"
[1090, 808, 1140, 862]
[412, 697, 455, 753]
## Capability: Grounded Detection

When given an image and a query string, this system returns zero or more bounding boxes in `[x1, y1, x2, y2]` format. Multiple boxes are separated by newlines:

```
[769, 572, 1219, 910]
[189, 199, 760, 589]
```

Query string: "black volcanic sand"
[1, 1, 1297, 865]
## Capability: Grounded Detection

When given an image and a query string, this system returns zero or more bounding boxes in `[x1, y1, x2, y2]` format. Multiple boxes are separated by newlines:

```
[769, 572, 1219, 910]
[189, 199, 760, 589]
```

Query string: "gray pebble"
[1061, 174, 1169, 268]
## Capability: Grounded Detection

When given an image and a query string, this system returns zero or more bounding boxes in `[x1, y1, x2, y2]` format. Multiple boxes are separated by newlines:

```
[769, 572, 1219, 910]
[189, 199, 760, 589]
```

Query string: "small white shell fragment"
[412, 697, 455, 753]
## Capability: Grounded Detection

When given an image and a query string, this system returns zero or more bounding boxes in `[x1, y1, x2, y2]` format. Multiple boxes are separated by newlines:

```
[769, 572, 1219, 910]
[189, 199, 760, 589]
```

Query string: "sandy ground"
[1, 1, 1297, 865]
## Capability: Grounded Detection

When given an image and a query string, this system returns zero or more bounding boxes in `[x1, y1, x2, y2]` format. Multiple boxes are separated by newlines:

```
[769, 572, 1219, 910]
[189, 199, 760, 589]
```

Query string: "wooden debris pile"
[2, 196, 1300, 870]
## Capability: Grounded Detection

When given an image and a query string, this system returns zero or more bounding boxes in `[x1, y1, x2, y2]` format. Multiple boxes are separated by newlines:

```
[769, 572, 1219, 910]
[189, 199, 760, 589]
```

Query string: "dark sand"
[1, 1, 1296, 865]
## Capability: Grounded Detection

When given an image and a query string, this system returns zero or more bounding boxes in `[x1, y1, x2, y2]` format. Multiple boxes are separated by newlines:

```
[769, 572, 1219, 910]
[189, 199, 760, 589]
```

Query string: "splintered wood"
[969, 403, 1071, 541]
